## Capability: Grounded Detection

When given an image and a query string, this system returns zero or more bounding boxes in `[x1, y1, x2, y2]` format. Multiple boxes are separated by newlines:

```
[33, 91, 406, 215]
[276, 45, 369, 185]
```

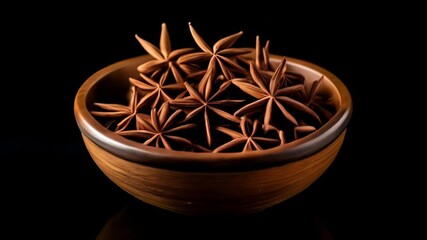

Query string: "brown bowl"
[74, 54, 352, 215]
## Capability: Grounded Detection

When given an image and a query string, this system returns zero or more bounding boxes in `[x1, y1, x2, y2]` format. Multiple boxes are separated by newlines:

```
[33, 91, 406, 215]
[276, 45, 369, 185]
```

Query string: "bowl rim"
[74, 54, 352, 171]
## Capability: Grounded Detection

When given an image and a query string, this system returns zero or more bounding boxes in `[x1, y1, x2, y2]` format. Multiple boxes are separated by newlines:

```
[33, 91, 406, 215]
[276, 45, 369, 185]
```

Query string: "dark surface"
[3, 3, 408, 239]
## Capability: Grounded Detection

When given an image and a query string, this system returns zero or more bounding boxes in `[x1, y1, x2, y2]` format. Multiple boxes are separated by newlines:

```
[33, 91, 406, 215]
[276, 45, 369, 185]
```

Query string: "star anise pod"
[129, 70, 186, 109]
[213, 116, 285, 153]
[116, 102, 208, 151]
[169, 67, 244, 147]
[90, 86, 140, 132]
[302, 75, 335, 121]
[177, 22, 253, 82]
[238, 35, 273, 74]
[294, 120, 317, 140]
[238, 36, 304, 87]
[232, 57, 321, 127]
[135, 23, 196, 83]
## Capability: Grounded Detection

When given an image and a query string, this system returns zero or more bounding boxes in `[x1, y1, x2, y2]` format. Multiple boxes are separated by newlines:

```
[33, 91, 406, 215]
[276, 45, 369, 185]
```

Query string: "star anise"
[294, 120, 317, 140]
[254, 36, 275, 75]
[129, 71, 186, 109]
[239, 35, 305, 87]
[213, 116, 285, 153]
[135, 23, 196, 83]
[238, 35, 274, 74]
[90, 22, 338, 153]
[169, 67, 244, 147]
[116, 102, 208, 151]
[232, 57, 321, 127]
[290, 77, 332, 139]
[177, 22, 252, 82]
[302, 75, 335, 121]
[90, 86, 140, 132]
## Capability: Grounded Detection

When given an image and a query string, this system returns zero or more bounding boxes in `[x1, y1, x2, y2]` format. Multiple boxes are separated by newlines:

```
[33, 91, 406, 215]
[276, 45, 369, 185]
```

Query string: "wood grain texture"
[82, 130, 346, 215]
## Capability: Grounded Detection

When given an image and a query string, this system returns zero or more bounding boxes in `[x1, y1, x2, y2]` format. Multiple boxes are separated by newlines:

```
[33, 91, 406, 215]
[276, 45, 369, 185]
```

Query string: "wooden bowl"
[74, 54, 352, 215]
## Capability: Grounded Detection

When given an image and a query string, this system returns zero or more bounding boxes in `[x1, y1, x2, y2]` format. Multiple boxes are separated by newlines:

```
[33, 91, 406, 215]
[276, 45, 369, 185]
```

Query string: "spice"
[91, 22, 335, 152]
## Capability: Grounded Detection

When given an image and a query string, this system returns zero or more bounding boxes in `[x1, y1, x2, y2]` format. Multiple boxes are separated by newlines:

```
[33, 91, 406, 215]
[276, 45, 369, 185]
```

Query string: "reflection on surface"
[96, 198, 334, 240]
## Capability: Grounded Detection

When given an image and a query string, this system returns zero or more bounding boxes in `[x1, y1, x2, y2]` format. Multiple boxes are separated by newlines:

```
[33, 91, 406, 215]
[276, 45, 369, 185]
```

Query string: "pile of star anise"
[90, 22, 336, 153]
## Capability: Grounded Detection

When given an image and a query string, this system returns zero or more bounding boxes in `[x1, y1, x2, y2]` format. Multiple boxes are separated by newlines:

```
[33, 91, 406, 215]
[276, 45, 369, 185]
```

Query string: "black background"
[3, 3, 415, 239]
